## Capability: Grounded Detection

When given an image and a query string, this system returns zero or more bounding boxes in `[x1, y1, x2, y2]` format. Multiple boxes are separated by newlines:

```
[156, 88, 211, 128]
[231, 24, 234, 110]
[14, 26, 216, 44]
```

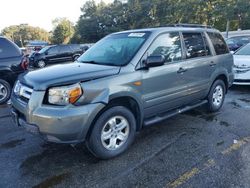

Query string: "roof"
[26, 40, 48, 47]
[114, 24, 219, 36]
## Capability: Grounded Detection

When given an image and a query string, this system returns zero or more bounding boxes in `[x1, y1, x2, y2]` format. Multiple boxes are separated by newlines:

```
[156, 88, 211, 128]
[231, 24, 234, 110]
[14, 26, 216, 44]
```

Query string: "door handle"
[209, 61, 216, 67]
[177, 67, 187, 74]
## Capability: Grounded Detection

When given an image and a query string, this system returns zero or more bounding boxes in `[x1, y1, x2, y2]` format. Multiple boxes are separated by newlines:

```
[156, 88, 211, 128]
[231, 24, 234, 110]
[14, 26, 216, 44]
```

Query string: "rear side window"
[147, 32, 182, 63]
[0, 38, 22, 58]
[59, 46, 71, 53]
[207, 32, 229, 55]
[182, 32, 211, 59]
[70, 44, 81, 51]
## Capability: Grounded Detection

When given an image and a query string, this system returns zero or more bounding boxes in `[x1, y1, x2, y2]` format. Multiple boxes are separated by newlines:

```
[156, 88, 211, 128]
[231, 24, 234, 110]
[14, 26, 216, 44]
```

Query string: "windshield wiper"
[78, 60, 100, 65]
[77, 60, 119, 66]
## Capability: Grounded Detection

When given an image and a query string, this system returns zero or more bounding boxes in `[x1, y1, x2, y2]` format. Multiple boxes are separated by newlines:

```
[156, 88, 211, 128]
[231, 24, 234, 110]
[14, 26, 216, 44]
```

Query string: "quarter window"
[182, 32, 210, 59]
[147, 32, 182, 63]
[60, 46, 71, 53]
[207, 32, 229, 55]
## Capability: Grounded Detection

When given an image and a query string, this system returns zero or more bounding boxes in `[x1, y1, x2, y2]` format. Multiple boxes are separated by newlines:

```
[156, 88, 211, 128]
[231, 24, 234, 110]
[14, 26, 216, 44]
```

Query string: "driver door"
[141, 32, 190, 118]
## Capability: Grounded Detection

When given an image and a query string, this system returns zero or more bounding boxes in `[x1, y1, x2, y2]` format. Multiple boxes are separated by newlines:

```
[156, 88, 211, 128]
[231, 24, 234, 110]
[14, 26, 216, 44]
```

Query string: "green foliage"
[51, 18, 75, 44]
[1, 24, 49, 47]
[72, 0, 250, 43]
[2, 1, 250, 45]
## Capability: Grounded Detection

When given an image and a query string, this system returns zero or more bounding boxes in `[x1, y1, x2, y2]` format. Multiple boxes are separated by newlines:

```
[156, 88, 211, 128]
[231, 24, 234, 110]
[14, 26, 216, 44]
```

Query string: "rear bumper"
[11, 91, 105, 143]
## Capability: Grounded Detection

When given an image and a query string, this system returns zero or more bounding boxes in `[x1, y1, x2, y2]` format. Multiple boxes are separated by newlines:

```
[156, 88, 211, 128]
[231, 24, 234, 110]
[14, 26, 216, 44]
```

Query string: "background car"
[29, 44, 84, 68]
[226, 35, 250, 52]
[233, 43, 250, 85]
[0, 36, 27, 104]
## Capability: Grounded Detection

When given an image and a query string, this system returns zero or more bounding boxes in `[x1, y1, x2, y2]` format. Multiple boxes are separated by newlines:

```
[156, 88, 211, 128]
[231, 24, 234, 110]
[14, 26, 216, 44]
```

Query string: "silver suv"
[11, 24, 234, 159]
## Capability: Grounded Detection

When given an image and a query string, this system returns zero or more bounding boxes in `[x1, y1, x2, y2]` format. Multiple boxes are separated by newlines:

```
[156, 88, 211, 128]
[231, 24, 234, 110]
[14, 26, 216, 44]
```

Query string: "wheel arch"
[85, 95, 144, 140]
[0, 69, 16, 86]
[212, 74, 228, 93]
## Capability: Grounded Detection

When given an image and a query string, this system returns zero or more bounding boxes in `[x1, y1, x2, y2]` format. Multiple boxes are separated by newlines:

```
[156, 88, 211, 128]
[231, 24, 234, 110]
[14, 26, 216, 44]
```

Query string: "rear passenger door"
[180, 32, 213, 100]
[46, 46, 59, 63]
[58, 45, 72, 62]
[206, 32, 232, 80]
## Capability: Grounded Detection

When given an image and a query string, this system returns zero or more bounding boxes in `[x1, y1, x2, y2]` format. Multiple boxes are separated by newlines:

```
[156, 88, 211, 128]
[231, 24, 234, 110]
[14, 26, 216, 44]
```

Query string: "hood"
[233, 55, 250, 68]
[19, 62, 120, 90]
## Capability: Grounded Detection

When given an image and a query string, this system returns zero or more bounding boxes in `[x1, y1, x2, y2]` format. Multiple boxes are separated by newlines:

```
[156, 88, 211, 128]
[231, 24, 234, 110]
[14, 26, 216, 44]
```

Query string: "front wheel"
[37, 60, 46, 68]
[86, 106, 136, 159]
[207, 79, 226, 112]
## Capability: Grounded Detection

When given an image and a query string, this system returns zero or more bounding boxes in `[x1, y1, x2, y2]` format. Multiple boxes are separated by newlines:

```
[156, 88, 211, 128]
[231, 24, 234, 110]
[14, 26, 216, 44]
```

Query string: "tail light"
[21, 56, 29, 70]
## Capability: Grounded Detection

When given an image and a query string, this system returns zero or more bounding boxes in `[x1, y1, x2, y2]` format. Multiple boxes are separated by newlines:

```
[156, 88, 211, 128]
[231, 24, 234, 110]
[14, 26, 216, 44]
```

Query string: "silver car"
[233, 43, 250, 85]
[11, 24, 234, 159]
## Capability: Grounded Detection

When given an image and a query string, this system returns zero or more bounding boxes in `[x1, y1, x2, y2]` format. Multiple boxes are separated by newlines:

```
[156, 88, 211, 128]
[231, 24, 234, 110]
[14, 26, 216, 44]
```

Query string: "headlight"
[48, 83, 83, 105]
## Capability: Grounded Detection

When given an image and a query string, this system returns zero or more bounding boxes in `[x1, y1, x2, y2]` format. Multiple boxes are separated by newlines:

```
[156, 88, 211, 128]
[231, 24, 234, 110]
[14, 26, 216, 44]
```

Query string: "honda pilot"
[11, 24, 234, 159]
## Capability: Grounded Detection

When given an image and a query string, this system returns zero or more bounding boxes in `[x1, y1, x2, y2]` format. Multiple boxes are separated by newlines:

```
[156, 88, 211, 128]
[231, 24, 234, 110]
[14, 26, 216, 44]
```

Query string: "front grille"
[234, 69, 250, 74]
[19, 85, 33, 100]
[14, 81, 33, 102]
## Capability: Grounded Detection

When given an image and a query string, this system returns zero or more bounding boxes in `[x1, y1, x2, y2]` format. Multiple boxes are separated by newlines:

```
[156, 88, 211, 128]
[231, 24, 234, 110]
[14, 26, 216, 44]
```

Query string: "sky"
[0, 0, 113, 32]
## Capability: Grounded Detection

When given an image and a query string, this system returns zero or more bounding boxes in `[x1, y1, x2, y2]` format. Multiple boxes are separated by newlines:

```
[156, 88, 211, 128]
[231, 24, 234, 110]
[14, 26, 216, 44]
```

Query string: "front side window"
[146, 32, 182, 63]
[39, 46, 50, 54]
[207, 32, 229, 55]
[182, 32, 210, 59]
[47, 47, 58, 55]
[78, 32, 150, 66]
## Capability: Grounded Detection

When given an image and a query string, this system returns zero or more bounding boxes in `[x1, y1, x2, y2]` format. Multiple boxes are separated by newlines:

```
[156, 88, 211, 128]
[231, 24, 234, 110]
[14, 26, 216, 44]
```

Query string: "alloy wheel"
[212, 85, 223, 107]
[101, 116, 130, 150]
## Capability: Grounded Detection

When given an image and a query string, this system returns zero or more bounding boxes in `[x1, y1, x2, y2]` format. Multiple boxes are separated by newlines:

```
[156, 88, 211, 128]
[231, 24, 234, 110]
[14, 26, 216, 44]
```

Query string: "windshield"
[235, 43, 250, 55]
[78, 32, 150, 66]
[39, 46, 51, 54]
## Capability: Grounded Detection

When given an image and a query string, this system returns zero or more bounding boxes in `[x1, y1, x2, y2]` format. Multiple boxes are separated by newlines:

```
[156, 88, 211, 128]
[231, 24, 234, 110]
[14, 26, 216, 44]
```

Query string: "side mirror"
[145, 55, 165, 68]
[45, 51, 48, 55]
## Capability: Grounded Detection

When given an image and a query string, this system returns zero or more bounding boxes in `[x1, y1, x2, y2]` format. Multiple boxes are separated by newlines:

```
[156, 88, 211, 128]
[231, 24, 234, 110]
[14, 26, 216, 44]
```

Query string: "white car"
[233, 43, 250, 85]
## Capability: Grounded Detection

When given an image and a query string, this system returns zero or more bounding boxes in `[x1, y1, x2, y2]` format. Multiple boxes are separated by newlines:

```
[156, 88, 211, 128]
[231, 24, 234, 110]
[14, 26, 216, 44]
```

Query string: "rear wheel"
[207, 79, 226, 112]
[0, 79, 11, 105]
[73, 55, 80, 61]
[86, 106, 136, 159]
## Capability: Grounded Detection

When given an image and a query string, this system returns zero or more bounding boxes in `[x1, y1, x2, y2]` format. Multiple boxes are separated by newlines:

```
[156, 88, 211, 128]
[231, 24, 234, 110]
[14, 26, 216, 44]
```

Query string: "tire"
[73, 55, 80, 61]
[0, 79, 11, 105]
[37, 60, 46, 68]
[207, 79, 226, 112]
[86, 106, 136, 159]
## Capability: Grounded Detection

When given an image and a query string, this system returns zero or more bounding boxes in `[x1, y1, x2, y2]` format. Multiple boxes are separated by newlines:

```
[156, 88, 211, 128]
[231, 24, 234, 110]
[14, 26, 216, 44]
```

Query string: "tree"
[51, 18, 75, 44]
[72, 0, 250, 43]
[1, 24, 50, 47]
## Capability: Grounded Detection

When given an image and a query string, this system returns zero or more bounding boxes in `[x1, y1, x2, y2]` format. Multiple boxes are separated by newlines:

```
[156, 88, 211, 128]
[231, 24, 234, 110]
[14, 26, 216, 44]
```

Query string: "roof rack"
[162, 23, 213, 29]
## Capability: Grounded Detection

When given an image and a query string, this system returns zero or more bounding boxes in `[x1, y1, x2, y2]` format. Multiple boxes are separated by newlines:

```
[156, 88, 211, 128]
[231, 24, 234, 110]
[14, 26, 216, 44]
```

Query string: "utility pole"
[226, 20, 230, 38]
[19, 35, 23, 47]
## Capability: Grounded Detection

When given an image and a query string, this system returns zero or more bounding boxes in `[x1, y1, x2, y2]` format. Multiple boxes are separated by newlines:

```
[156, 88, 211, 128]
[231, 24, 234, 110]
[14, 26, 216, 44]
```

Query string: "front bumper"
[11, 91, 105, 143]
[233, 69, 250, 85]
